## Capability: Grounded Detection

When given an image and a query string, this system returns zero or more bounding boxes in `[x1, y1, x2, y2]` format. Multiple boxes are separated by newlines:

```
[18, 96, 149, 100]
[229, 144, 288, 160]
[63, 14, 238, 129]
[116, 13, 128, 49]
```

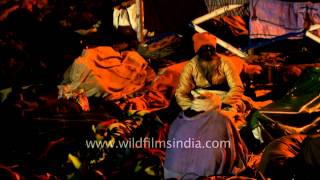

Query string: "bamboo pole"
[306, 24, 320, 44]
[193, 25, 248, 58]
[192, 4, 248, 58]
[192, 4, 243, 25]
[136, 0, 144, 42]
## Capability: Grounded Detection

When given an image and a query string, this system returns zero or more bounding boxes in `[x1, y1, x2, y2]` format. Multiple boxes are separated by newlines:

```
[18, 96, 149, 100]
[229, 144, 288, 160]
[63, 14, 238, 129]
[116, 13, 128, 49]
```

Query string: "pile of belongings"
[57, 45, 191, 113]
[58, 46, 152, 101]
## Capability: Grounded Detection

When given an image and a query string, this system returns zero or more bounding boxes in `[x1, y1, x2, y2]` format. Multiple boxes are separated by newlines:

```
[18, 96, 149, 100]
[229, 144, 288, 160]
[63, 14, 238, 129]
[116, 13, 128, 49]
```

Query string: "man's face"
[197, 44, 220, 74]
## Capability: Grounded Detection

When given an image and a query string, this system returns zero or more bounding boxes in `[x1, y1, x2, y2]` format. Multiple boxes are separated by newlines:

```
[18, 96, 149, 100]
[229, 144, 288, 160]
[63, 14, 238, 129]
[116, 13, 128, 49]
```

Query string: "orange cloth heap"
[59, 46, 151, 100]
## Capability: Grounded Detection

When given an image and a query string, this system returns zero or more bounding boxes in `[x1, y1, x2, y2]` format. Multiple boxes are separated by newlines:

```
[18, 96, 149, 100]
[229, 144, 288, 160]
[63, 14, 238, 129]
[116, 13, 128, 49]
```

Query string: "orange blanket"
[59, 46, 152, 100]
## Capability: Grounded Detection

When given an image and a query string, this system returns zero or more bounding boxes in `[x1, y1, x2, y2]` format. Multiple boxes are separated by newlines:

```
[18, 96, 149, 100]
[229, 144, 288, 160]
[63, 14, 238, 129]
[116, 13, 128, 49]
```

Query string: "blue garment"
[164, 110, 248, 177]
[250, 0, 320, 39]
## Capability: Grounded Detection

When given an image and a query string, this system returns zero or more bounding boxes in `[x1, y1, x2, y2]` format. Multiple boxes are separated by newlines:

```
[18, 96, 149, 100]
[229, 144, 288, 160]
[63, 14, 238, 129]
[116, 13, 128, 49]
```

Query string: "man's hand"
[245, 64, 262, 75]
[190, 92, 222, 112]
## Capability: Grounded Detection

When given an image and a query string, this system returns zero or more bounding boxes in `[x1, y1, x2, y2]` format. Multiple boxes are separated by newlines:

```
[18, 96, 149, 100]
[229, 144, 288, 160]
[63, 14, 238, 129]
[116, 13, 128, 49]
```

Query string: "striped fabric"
[249, 0, 320, 39]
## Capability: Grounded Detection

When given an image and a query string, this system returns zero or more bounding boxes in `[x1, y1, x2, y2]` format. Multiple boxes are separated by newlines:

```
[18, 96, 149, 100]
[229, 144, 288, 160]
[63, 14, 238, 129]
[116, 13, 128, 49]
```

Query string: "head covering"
[192, 32, 217, 53]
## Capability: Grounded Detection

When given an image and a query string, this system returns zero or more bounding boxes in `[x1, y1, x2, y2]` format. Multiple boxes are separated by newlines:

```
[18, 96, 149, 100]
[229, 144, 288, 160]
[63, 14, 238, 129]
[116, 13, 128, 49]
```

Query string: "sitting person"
[164, 32, 249, 179]
[177, 32, 259, 126]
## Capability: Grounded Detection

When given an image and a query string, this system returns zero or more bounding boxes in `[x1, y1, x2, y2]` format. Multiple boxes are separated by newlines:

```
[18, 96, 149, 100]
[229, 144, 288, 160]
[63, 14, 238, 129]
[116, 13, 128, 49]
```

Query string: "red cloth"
[118, 62, 188, 112]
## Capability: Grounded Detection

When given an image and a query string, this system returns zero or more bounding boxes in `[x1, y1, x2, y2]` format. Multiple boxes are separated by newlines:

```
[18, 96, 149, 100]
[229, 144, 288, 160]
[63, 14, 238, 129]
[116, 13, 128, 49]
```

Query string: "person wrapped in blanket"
[164, 32, 249, 179]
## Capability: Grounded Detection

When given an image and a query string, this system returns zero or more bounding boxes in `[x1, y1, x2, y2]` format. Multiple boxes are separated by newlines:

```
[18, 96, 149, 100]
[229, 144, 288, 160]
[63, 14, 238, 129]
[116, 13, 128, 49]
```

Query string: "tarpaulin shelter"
[249, 67, 320, 140]
[140, 0, 320, 57]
